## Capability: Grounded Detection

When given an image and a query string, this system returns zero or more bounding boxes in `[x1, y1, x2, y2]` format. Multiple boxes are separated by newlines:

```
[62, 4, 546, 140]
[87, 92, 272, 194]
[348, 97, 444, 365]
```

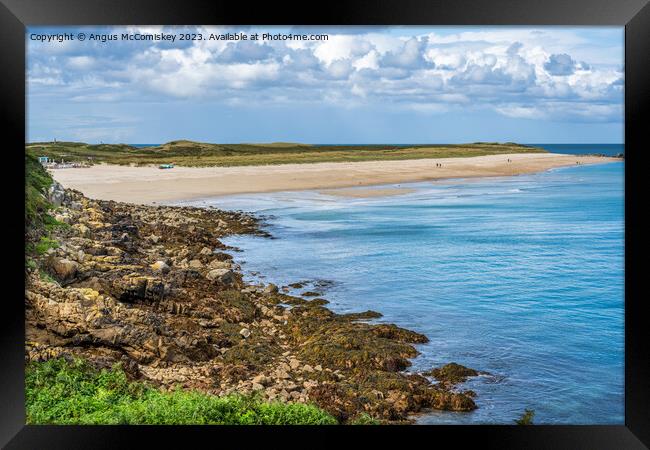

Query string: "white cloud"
[27, 26, 624, 123]
[67, 55, 95, 69]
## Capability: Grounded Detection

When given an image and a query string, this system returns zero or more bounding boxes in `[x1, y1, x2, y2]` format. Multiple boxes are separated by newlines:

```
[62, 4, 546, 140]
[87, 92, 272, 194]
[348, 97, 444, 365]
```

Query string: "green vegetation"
[349, 413, 381, 425]
[26, 140, 547, 168]
[25, 150, 54, 233]
[515, 409, 535, 425]
[38, 270, 58, 284]
[26, 358, 338, 425]
[25, 258, 38, 271]
[33, 236, 59, 255]
[25, 150, 67, 261]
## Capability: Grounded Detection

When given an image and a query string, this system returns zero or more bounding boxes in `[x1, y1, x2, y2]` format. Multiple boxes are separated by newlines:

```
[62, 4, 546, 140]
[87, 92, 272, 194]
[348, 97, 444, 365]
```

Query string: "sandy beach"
[50, 153, 619, 204]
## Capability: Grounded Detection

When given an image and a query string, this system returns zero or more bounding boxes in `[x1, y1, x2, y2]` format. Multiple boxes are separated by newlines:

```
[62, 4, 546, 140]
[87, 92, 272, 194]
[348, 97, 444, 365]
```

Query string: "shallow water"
[182, 162, 624, 424]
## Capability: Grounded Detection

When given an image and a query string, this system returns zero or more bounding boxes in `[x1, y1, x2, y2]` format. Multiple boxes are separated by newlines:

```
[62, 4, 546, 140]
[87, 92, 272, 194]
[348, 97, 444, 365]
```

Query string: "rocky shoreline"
[25, 182, 479, 423]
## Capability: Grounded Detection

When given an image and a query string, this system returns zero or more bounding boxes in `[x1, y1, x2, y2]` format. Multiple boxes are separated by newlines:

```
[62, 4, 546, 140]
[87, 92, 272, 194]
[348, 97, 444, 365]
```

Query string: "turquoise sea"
[182, 160, 624, 425]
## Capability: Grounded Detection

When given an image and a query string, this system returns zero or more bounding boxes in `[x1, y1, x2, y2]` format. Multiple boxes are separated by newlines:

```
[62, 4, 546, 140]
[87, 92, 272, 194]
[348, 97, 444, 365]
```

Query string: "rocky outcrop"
[25, 187, 480, 423]
[424, 362, 484, 390]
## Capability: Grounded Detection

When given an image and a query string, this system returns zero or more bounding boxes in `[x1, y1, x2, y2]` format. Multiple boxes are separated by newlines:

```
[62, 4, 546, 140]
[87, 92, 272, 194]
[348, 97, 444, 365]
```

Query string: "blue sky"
[27, 26, 624, 144]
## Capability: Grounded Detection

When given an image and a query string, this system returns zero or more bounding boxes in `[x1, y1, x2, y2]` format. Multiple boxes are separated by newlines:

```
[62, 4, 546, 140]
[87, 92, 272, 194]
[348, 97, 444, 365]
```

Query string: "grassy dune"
[26, 140, 547, 167]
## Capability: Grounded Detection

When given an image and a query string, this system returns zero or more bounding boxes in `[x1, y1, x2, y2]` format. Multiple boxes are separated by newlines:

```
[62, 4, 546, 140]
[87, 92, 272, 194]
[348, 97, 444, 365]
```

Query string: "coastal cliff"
[25, 153, 478, 424]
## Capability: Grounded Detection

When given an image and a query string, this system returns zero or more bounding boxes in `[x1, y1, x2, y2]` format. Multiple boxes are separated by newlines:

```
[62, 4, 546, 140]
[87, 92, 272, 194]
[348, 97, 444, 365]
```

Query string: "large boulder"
[47, 257, 79, 282]
[206, 268, 235, 284]
[47, 182, 66, 207]
[208, 259, 231, 270]
[111, 276, 164, 303]
[188, 259, 203, 269]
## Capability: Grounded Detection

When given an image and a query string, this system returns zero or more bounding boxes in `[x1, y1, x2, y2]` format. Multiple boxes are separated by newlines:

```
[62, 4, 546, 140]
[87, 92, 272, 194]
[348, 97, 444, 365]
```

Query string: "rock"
[200, 247, 212, 255]
[206, 269, 235, 284]
[208, 259, 231, 270]
[150, 261, 170, 274]
[288, 359, 300, 370]
[425, 362, 481, 386]
[264, 283, 279, 294]
[303, 380, 318, 389]
[47, 257, 78, 282]
[239, 328, 251, 338]
[54, 213, 71, 224]
[302, 364, 314, 373]
[111, 276, 163, 303]
[252, 383, 264, 391]
[284, 382, 299, 392]
[252, 374, 268, 386]
[188, 259, 203, 269]
[276, 370, 291, 380]
[47, 183, 66, 207]
[70, 201, 83, 211]
[78, 288, 100, 302]
[73, 223, 90, 237]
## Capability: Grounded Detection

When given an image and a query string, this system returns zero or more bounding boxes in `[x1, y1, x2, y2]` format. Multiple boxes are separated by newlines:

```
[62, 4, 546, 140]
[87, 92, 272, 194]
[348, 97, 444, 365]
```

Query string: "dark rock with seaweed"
[424, 362, 484, 389]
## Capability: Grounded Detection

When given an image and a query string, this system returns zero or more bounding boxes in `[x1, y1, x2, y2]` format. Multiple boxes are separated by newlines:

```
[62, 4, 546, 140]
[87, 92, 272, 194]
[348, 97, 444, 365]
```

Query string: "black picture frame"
[3, 0, 648, 448]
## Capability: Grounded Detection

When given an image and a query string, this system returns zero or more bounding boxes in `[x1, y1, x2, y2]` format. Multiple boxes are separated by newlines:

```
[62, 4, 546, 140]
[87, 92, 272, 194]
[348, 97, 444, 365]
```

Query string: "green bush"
[515, 408, 535, 425]
[26, 358, 338, 425]
[33, 236, 59, 255]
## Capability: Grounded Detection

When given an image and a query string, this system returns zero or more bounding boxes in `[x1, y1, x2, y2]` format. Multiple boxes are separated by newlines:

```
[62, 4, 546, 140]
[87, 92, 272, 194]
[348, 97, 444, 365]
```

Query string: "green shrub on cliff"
[34, 236, 59, 255]
[26, 358, 338, 425]
[25, 150, 54, 233]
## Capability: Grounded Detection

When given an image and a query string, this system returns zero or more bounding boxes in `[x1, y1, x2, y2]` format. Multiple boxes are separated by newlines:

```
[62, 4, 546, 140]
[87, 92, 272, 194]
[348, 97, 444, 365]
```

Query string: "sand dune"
[50, 153, 619, 204]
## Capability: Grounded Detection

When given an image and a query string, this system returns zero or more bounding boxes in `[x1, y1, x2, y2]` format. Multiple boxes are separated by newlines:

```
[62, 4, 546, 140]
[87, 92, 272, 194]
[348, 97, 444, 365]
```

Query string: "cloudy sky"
[27, 26, 624, 144]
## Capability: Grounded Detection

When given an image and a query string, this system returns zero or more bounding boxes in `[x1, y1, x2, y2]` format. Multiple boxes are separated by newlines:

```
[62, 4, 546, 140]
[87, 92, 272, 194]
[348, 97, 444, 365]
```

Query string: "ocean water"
[530, 143, 624, 156]
[182, 162, 625, 425]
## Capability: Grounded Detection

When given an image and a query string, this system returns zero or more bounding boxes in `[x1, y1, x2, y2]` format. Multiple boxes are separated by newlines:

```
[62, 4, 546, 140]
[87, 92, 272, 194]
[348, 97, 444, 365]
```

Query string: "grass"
[33, 236, 59, 255]
[349, 413, 381, 425]
[26, 358, 338, 425]
[25, 140, 547, 168]
[25, 149, 69, 258]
